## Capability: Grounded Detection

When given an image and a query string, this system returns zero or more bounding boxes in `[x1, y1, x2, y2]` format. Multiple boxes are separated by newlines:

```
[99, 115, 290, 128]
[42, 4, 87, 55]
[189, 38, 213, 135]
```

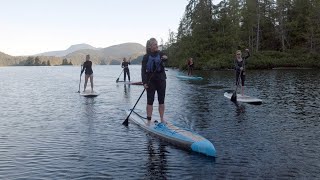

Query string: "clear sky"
[0, 0, 221, 56]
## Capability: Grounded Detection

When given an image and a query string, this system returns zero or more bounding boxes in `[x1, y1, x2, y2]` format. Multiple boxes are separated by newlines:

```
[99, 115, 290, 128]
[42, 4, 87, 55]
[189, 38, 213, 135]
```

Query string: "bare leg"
[83, 75, 89, 92]
[147, 104, 153, 120]
[159, 104, 165, 123]
[241, 86, 244, 96]
[90, 75, 93, 92]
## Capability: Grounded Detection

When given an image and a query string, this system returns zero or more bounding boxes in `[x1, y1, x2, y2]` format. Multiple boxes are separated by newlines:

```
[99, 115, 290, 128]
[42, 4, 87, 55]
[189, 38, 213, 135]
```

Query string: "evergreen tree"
[167, 0, 320, 69]
[25, 56, 35, 66]
[62, 58, 68, 65]
[34, 56, 41, 66]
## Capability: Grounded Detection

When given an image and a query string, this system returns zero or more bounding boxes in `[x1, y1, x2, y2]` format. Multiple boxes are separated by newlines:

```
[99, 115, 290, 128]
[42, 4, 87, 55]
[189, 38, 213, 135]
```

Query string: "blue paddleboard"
[176, 74, 203, 80]
[126, 109, 216, 157]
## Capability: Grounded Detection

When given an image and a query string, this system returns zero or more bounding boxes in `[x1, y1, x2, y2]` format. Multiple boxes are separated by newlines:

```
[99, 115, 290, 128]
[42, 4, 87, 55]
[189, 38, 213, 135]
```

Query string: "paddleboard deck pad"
[126, 109, 216, 157]
[176, 75, 203, 80]
[224, 92, 262, 104]
[80, 90, 99, 97]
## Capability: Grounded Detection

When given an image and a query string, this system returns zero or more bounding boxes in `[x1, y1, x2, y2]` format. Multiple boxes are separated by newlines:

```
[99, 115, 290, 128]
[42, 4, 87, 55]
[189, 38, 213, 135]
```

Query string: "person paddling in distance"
[187, 57, 194, 76]
[141, 38, 168, 124]
[81, 54, 94, 92]
[234, 49, 250, 96]
[121, 57, 131, 81]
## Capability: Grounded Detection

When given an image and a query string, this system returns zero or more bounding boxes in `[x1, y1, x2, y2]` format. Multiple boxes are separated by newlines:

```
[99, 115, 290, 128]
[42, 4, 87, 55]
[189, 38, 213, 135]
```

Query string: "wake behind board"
[80, 90, 99, 97]
[176, 74, 203, 80]
[126, 109, 216, 157]
[117, 81, 143, 85]
[224, 92, 262, 104]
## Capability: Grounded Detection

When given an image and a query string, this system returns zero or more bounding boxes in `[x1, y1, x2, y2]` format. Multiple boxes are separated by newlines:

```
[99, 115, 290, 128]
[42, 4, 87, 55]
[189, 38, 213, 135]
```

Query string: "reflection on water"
[145, 138, 168, 179]
[124, 84, 130, 97]
[234, 102, 246, 119]
[0, 66, 319, 179]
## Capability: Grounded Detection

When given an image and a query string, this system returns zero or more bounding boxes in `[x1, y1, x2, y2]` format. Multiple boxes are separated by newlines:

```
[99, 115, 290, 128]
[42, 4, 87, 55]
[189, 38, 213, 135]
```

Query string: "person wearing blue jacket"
[141, 38, 168, 124]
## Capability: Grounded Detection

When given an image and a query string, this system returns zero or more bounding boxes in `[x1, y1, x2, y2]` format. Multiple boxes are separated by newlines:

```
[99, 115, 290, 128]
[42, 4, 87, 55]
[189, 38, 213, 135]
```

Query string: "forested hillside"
[165, 0, 320, 69]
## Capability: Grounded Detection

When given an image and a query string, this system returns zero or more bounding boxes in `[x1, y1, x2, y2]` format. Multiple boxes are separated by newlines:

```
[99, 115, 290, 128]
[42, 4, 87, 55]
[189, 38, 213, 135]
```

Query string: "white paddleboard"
[224, 92, 262, 104]
[80, 90, 99, 97]
[116, 81, 143, 85]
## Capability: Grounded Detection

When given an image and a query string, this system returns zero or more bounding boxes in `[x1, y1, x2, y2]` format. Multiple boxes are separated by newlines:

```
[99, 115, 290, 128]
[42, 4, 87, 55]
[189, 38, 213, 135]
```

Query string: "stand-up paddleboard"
[126, 109, 216, 157]
[224, 92, 262, 104]
[80, 90, 99, 97]
[117, 81, 143, 85]
[176, 74, 203, 80]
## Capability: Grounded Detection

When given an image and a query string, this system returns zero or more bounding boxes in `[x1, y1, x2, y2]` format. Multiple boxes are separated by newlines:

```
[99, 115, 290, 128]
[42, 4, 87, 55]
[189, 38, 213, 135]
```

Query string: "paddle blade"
[116, 78, 119, 83]
[122, 117, 129, 126]
[230, 92, 237, 102]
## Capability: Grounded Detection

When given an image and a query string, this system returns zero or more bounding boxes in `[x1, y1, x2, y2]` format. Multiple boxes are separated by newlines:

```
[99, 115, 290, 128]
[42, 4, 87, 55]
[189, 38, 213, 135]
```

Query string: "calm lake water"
[0, 65, 319, 179]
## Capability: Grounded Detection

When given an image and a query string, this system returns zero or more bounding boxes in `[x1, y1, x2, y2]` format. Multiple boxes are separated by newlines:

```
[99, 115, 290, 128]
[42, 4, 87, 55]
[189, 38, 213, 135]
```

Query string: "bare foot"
[161, 120, 167, 124]
[146, 120, 151, 126]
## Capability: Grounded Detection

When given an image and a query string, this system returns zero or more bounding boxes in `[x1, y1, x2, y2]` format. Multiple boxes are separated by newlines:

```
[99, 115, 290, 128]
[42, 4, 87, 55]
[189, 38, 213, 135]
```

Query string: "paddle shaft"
[122, 72, 155, 126]
[122, 88, 146, 126]
[116, 69, 124, 82]
[78, 65, 83, 93]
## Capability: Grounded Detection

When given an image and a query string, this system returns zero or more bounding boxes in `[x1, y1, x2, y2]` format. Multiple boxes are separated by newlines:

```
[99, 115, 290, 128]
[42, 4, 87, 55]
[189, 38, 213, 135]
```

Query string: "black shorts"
[85, 70, 93, 76]
[147, 80, 166, 105]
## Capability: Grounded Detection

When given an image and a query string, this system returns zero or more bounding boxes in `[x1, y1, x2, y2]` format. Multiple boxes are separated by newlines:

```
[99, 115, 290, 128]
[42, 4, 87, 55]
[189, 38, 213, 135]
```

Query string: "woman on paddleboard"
[141, 38, 168, 124]
[81, 54, 94, 92]
[234, 49, 250, 96]
[187, 57, 194, 76]
[121, 57, 131, 81]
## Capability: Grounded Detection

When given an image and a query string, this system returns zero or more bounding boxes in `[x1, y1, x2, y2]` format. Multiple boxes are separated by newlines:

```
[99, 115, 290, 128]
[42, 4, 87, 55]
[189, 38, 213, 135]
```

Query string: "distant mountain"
[0, 51, 13, 66]
[36, 43, 98, 57]
[65, 42, 145, 65]
[0, 51, 27, 66]
[0, 51, 12, 59]
[101, 43, 145, 57]
[0, 42, 146, 66]
[0, 51, 63, 66]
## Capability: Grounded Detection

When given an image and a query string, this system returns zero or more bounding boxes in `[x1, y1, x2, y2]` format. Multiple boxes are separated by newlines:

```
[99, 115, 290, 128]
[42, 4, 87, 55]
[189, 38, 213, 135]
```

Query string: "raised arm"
[243, 49, 250, 60]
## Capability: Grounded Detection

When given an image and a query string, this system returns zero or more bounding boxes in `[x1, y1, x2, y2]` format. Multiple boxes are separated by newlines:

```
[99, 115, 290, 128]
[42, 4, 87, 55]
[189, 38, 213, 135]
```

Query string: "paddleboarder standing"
[81, 54, 94, 93]
[234, 49, 250, 96]
[141, 38, 168, 124]
[121, 57, 131, 81]
[187, 57, 194, 76]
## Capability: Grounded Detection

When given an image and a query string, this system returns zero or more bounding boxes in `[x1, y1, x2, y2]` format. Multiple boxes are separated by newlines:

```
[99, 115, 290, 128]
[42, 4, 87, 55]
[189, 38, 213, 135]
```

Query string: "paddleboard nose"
[191, 140, 216, 157]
